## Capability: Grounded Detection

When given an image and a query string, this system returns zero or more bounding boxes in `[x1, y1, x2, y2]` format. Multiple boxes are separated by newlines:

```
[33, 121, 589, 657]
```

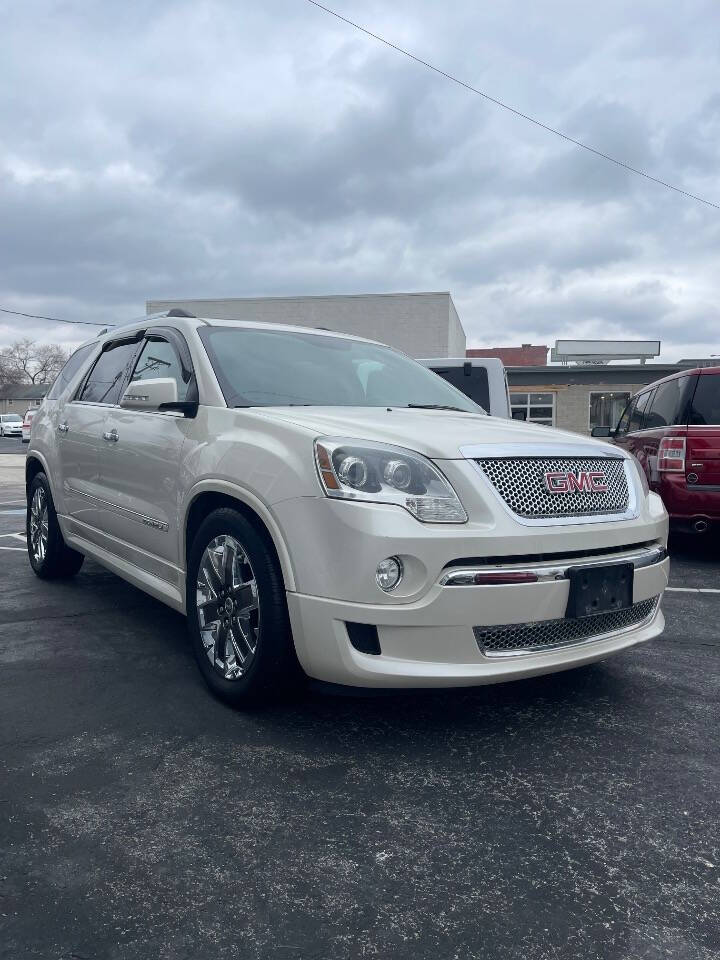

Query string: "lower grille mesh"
[474, 597, 659, 657]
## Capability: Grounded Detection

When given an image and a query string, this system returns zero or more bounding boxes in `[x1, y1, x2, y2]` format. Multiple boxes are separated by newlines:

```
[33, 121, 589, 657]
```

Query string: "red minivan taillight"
[658, 437, 686, 472]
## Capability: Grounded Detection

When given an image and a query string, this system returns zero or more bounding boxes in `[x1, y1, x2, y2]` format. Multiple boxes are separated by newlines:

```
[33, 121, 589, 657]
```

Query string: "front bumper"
[287, 554, 669, 688]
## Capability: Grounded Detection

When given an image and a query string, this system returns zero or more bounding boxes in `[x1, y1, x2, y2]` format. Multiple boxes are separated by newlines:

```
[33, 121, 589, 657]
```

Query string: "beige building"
[147, 291, 466, 359]
[506, 365, 690, 436]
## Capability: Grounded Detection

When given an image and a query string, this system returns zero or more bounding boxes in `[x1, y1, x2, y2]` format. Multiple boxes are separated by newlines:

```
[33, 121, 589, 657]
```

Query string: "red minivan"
[592, 367, 720, 534]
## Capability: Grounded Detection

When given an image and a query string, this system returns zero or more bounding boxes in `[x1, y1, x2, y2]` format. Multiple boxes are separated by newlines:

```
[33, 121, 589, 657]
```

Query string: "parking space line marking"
[0, 545, 26, 551]
[666, 586, 720, 594]
[0, 532, 24, 539]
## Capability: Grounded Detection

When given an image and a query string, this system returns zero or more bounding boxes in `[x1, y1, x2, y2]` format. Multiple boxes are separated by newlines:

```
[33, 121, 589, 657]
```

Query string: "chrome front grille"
[474, 596, 659, 657]
[475, 456, 629, 519]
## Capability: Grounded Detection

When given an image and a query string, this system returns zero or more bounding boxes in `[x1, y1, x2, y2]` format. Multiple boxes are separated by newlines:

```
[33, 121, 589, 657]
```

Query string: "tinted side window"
[689, 375, 720, 425]
[645, 376, 694, 428]
[130, 338, 189, 401]
[78, 341, 140, 405]
[616, 397, 636, 435]
[47, 343, 97, 400]
[629, 391, 651, 432]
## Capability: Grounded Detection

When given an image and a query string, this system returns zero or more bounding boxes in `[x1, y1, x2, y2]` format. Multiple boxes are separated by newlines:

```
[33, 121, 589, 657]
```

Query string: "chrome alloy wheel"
[29, 486, 49, 564]
[196, 535, 260, 680]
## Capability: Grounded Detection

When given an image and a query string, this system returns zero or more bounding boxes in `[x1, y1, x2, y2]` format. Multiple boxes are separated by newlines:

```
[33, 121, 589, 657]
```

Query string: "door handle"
[57, 422, 69, 433]
[102, 429, 119, 443]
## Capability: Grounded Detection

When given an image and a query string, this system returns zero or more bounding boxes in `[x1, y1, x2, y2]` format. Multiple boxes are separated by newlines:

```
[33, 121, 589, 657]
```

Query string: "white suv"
[26, 313, 669, 706]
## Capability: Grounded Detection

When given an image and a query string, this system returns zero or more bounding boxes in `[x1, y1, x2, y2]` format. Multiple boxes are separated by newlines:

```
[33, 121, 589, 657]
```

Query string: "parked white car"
[22, 408, 38, 443]
[26, 313, 669, 706]
[0, 413, 23, 437]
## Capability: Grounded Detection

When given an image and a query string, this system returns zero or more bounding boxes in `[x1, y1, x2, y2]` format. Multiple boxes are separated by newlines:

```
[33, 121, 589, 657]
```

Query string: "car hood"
[252, 406, 622, 459]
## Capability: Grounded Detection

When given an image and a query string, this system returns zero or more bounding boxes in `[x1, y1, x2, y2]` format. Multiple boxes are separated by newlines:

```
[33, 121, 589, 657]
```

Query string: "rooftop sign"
[551, 340, 661, 365]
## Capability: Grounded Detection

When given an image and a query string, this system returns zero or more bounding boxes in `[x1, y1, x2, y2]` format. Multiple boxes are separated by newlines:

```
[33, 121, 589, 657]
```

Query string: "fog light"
[376, 556, 403, 592]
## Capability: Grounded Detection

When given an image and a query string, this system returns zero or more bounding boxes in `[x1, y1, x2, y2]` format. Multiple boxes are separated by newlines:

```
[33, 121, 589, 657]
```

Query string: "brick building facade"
[466, 344, 548, 366]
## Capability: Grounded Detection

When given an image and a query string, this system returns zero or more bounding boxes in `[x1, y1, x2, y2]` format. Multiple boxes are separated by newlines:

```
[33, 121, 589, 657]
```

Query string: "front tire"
[187, 508, 302, 707]
[27, 472, 85, 578]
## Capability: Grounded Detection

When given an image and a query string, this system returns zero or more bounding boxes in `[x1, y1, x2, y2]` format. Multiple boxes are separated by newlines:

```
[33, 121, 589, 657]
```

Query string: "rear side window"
[431, 366, 490, 412]
[689, 375, 720, 425]
[78, 340, 140, 405]
[645, 376, 694, 428]
[46, 343, 97, 400]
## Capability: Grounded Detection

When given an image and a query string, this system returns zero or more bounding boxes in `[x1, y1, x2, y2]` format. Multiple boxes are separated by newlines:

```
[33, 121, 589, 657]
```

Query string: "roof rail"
[144, 309, 197, 321]
[96, 308, 196, 338]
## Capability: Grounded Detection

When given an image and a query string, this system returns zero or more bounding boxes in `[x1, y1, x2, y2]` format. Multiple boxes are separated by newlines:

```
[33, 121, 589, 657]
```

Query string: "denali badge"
[543, 471, 608, 493]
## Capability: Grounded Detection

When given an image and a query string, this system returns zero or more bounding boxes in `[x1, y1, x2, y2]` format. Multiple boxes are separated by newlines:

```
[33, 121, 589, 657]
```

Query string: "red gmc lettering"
[587, 471, 608, 493]
[544, 471, 570, 493]
[544, 471, 608, 493]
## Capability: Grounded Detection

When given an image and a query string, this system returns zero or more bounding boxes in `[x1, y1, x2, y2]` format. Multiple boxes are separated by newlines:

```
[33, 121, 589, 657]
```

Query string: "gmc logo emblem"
[544, 471, 608, 493]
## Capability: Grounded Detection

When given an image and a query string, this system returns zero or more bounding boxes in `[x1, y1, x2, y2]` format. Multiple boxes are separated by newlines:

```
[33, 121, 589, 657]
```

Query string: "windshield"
[3, 415, 22, 422]
[199, 327, 483, 413]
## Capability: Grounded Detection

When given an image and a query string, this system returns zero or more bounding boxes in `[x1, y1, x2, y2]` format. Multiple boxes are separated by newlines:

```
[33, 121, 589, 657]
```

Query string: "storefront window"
[510, 392, 555, 426]
[589, 392, 630, 431]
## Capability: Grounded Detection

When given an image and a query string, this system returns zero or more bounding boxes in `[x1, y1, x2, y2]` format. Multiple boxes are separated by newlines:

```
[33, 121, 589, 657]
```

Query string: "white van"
[418, 358, 511, 419]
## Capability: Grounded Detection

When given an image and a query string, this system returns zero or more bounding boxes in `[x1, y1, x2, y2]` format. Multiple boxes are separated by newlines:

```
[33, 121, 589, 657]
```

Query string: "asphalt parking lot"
[0, 437, 26, 455]
[1, 457, 718, 960]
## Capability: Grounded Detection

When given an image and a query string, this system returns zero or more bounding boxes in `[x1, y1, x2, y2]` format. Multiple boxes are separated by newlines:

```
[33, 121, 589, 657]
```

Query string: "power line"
[302, 0, 720, 211]
[0, 307, 114, 327]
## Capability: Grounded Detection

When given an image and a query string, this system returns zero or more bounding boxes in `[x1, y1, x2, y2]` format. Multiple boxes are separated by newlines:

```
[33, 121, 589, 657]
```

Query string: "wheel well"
[25, 456, 45, 494]
[185, 492, 286, 584]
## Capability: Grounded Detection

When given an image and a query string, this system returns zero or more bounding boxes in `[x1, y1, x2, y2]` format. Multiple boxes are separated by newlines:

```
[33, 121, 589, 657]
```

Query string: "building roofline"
[0, 384, 49, 399]
[505, 363, 693, 374]
[147, 291, 452, 307]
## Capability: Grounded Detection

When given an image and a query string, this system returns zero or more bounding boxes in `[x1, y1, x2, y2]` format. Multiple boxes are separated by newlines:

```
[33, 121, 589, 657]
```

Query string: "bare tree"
[0, 339, 69, 385]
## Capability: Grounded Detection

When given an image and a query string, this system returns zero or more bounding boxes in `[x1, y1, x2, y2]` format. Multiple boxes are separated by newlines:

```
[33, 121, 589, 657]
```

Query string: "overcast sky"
[1, 0, 719, 360]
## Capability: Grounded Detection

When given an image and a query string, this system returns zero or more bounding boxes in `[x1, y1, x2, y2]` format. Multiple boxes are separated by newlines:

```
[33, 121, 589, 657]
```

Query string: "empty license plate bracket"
[565, 562, 634, 619]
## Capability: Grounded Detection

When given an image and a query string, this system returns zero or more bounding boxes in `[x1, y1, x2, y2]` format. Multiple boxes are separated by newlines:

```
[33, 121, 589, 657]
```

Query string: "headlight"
[315, 438, 467, 523]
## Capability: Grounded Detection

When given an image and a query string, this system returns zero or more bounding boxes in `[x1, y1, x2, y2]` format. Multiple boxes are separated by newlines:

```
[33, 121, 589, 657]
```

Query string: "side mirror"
[591, 425, 613, 438]
[120, 378, 178, 411]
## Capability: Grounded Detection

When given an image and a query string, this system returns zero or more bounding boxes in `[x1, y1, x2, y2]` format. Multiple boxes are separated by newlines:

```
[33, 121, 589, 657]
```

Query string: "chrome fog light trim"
[376, 556, 403, 592]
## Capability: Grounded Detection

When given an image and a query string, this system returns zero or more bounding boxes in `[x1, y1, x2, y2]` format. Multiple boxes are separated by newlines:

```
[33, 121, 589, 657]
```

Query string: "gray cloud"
[0, 0, 719, 361]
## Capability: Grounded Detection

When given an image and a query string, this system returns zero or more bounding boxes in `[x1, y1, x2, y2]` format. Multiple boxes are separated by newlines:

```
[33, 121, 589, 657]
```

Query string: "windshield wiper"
[406, 403, 468, 412]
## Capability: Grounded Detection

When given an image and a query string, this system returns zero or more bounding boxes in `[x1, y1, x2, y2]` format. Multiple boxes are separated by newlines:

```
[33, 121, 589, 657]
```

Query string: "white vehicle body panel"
[27, 315, 669, 689]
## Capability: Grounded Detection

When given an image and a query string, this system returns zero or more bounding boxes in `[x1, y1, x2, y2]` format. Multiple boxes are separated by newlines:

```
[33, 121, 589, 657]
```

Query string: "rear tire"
[187, 508, 302, 707]
[27, 472, 85, 579]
